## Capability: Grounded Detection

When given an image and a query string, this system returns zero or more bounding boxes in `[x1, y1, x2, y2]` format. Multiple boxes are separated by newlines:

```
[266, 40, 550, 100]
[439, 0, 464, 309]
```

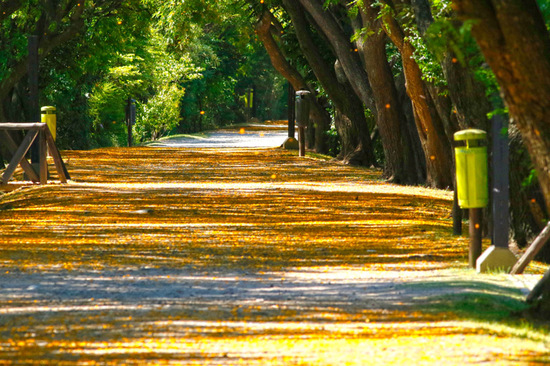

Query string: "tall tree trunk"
[357, 3, 424, 183]
[452, 0, 550, 212]
[297, 0, 374, 109]
[394, 71, 427, 177]
[376, 0, 454, 188]
[255, 11, 331, 153]
[299, 0, 419, 180]
[282, 0, 375, 165]
[452, 0, 550, 315]
[334, 62, 378, 166]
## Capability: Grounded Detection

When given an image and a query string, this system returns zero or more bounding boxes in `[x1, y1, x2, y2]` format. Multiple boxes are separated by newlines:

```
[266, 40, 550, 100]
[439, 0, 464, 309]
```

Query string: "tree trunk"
[357, 2, 424, 184]
[300, 0, 421, 179]
[0, 0, 86, 122]
[376, 0, 454, 188]
[255, 11, 331, 153]
[452, 0, 550, 315]
[282, 0, 375, 165]
[452, 0, 550, 213]
[297, 0, 375, 109]
[333, 61, 378, 165]
[394, 71, 427, 177]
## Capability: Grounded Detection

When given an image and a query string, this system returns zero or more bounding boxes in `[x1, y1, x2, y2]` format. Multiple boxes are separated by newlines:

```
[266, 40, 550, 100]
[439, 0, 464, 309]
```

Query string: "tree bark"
[376, 0, 454, 188]
[452, 0, 550, 314]
[299, 0, 422, 180]
[357, 2, 424, 183]
[452, 0, 550, 214]
[255, 11, 331, 154]
[282, 0, 375, 165]
[411, 0, 491, 132]
[297, 0, 375, 109]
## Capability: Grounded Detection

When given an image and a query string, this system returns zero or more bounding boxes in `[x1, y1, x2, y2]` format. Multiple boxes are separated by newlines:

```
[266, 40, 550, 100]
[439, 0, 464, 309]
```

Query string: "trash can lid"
[41, 106, 56, 113]
[454, 129, 487, 141]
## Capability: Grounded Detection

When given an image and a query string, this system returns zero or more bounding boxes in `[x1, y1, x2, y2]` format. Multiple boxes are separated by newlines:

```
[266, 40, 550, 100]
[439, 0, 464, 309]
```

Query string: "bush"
[134, 84, 186, 142]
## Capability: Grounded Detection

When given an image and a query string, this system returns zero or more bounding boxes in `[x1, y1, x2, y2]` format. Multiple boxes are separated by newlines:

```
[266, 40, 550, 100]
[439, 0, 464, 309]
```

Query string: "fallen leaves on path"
[0, 146, 548, 364]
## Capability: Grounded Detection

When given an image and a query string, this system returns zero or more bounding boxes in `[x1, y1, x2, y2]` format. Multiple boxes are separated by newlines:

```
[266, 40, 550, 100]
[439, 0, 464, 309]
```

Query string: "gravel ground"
[0, 123, 548, 365]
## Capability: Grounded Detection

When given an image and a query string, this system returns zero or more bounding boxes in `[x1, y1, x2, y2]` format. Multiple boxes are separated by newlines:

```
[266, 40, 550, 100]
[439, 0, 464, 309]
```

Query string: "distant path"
[148, 124, 289, 148]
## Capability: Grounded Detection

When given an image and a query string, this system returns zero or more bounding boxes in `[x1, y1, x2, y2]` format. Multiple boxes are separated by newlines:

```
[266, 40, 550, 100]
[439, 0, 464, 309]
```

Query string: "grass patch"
[429, 291, 528, 321]
[304, 152, 334, 161]
[414, 277, 550, 347]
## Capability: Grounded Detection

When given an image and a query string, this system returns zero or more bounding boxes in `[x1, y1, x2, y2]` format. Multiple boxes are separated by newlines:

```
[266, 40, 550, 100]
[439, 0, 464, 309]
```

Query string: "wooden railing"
[0, 123, 70, 189]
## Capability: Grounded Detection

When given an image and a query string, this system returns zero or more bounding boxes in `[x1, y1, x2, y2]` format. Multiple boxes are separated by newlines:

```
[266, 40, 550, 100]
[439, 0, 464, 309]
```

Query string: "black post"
[126, 98, 136, 147]
[251, 85, 257, 119]
[299, 127, 306, 157]
[469, 208, 483, 268]
[491, 115, 510, 248]
[287, 83, 295, 139]
[295, 90, 310, 157]
[28, 35, 40, 164]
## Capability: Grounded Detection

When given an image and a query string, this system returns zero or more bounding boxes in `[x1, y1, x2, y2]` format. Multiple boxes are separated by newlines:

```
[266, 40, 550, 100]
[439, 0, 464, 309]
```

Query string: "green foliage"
[136, 84, 185, 141]
[148, 0, 286, 134]
[523, 168, 539, 189]
[407, 30, 446, 87]
[325, 127, 341, 157]
[0, 0, 283, 150]
[88, 82, 126, 147]
[537, 0, 550, 25]
[418, 3, 501, 102]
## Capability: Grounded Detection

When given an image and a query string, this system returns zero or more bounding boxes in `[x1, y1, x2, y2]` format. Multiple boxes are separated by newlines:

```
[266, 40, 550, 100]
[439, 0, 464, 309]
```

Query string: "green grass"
[409, 273, 550, 350]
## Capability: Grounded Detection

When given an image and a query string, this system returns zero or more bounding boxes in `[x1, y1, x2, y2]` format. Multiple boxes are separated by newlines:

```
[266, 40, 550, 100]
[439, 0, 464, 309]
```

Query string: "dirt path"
[0, 126, 548, 364]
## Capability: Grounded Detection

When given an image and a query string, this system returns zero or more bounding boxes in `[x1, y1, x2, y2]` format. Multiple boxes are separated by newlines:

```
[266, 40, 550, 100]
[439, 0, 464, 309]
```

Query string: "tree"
[149, 0, 287, 135]
[298, 0, 427, 181]
[452, 0, 550, 314]
[354, 0, 425, 182]
[281, 0, 376, 164]
[452, 0, 550, 213]
[365, 0, 453, 188]
[0, 0, 123, 123]
[254, 9, 332, 154]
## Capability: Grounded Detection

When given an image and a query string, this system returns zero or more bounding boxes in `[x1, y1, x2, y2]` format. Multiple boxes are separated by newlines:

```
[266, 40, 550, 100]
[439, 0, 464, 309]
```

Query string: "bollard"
[125, 98, 136, 147]
[283, 84, 298, 150]
[295, 90, 310, 157]
[454, 129, 488, 268]
[41, 106, 56, 140]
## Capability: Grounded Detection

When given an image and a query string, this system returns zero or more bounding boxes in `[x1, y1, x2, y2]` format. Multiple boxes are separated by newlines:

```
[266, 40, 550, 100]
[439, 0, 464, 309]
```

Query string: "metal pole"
[287, 83, 295, 138]
[126, 98, 135, 147]
[295, 90, 310, 157]
[469, 208, 483, 268]
[299, 127, 306, 157]
[251, 85, 257, 118]
[491, 115, 509, 248]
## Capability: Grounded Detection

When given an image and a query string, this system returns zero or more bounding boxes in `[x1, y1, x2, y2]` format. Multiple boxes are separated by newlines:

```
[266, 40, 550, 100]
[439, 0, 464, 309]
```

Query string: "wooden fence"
[0, 123, 69, 191]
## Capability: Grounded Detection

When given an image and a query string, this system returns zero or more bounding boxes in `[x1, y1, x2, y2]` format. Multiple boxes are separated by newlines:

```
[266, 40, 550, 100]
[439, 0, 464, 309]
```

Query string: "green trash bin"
[41, 106, 56, 141]
[454, 129, 488, 209]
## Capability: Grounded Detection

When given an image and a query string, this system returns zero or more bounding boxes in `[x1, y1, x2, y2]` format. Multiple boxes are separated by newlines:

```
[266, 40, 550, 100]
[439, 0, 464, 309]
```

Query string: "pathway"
[147, 123, 289, 148]
[0, 123, 547, 364]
